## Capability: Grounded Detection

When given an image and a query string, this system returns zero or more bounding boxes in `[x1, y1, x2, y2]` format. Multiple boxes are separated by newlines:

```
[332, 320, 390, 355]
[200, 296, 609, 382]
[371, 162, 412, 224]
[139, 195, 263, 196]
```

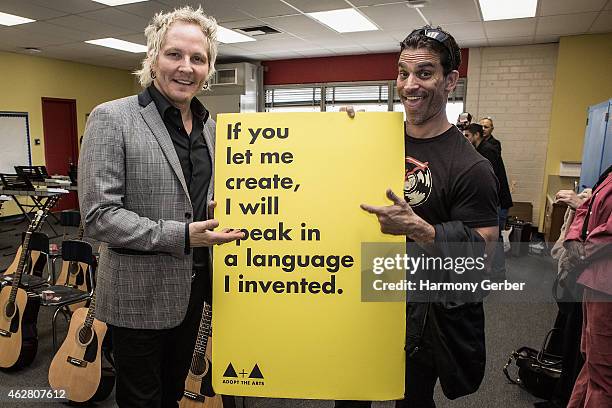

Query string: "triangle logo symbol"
[249, 363, 264, 379]
[223, 362, 238, 377]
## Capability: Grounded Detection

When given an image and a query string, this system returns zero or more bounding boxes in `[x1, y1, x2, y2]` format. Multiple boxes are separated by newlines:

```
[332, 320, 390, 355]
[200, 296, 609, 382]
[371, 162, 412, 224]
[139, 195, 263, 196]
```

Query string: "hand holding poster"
[213, 112, 405, 400]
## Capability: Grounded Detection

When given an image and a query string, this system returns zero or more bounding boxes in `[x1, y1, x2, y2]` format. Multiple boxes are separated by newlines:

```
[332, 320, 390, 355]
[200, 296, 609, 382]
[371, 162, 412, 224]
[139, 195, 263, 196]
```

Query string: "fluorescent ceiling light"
[85, 38, 147, 53]
[307, 8, 378, 33]
[479, 0, 537, 21]
[217, 26, 256, 43]
[91, 0, 149, 5]
[0, 11, 35, 26]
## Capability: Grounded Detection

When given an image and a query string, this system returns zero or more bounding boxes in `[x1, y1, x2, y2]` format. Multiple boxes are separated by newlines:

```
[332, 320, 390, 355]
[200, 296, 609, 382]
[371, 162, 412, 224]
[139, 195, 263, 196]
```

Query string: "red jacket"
[565, 173, 612, 295]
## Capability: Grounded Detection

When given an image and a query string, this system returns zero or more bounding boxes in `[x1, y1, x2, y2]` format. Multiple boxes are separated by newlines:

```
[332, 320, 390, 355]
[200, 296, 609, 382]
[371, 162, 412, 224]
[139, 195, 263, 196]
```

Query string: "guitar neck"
[83, 292, 96, 328]
[192, 302, 212, 363]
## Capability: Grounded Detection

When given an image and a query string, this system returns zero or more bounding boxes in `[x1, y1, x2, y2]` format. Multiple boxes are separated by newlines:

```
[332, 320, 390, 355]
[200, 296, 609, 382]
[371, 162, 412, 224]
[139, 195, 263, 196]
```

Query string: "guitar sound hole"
[78, 326, 93, 345]
[4, 301, 15, 318]
[192, 358, 209, 376]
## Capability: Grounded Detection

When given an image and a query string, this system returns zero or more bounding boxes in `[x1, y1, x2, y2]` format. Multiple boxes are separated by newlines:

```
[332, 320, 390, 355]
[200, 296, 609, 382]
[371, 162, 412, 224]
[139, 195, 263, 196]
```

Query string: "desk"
[0, 188, 68, 236]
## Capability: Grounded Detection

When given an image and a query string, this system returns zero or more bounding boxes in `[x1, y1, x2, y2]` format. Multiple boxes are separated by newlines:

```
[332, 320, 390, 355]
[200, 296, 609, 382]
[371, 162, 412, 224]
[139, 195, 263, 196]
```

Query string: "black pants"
[335, 342, 438, 408]
[110, 269, 215, 408]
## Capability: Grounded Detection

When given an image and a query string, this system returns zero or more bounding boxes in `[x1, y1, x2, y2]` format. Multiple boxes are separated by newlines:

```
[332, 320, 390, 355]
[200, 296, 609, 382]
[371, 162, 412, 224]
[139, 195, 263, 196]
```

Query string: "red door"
[41, 97, 79, 210]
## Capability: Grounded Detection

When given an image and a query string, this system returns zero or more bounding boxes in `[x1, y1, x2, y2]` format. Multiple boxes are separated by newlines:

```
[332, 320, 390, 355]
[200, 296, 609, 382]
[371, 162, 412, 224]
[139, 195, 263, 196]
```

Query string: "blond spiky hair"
[135, 6, 218, 89]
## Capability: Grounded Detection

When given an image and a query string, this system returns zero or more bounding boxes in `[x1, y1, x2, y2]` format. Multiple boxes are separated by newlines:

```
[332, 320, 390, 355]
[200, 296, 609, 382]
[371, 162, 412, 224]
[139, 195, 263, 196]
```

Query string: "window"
[265, 78, 466, 117]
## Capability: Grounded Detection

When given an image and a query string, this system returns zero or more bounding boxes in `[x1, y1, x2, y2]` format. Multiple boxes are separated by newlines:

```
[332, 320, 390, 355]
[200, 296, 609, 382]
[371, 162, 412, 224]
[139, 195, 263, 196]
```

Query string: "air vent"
[212, 68, 238, 85]
[236, 25, 281, 36]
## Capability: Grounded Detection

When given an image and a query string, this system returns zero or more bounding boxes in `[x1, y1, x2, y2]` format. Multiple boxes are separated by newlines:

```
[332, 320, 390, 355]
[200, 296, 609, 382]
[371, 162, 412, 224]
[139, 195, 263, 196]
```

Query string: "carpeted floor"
[0, 217, 561, 408]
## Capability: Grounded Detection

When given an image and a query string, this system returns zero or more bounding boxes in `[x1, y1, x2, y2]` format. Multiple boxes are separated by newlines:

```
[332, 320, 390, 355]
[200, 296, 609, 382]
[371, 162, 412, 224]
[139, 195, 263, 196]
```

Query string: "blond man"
[79, 7, 242, 407]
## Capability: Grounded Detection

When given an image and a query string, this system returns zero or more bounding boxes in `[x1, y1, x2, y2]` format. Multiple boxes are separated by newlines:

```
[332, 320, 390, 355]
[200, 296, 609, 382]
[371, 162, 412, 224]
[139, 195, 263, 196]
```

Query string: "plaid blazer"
[78, 89, 215, 329]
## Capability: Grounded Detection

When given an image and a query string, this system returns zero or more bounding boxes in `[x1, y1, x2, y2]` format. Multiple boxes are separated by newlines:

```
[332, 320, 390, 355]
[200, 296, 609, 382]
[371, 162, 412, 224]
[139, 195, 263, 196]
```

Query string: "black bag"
[503, 329, 563, 400]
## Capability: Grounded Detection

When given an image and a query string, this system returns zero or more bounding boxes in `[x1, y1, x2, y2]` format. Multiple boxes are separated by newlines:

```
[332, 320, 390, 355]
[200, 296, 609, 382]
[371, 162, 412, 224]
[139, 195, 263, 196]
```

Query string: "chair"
[59, 210, 82, 240]
[33, 240, 96, 351]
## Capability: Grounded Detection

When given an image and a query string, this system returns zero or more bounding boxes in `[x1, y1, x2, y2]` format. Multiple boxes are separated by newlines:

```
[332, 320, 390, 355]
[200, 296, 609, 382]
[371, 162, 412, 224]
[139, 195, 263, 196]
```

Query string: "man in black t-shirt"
[338, 26, 499, 407]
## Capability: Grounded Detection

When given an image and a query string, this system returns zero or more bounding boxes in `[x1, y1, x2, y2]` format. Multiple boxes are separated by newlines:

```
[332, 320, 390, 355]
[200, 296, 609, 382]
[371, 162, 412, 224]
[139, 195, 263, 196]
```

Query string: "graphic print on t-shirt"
[404, 156, 432, 207]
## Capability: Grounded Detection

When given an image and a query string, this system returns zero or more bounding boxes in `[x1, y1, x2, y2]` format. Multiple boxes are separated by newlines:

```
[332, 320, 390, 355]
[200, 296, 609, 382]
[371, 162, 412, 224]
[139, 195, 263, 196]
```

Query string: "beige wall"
[539, 33, 612, 229]
[0, 51, 134, 217]
[465, 44, 558, 225]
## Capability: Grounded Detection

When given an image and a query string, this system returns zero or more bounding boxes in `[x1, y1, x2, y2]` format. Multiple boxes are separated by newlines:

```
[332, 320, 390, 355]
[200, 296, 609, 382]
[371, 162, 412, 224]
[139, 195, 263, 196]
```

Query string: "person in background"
[79, 7, 243, 407]
[479, 116, 502, 153]
[463, 123, 512, 280]
[456, 111, 472, 131]
[564, 165, 612, 408]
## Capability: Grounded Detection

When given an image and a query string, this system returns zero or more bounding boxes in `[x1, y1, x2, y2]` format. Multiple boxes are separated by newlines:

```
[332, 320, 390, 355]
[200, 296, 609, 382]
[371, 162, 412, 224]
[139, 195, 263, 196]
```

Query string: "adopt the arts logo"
[222, 362, 265, 386]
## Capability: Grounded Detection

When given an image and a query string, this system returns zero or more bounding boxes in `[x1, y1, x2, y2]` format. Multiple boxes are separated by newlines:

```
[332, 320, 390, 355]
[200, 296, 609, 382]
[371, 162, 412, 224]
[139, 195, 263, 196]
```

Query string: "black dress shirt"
[148, 84, 212, 268]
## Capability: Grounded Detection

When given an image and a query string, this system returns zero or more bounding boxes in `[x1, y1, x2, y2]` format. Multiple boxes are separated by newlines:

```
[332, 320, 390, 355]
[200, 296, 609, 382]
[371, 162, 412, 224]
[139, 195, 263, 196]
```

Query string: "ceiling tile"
[116, 33, 146, 44]
[282, 0, 352, 13]
[0, 26, 71, 48]
[117, 1, 174, 22]
[363, 43, 399, 53]
[232, 0, 299, 18]
[0, 0, 65, 20]
[442, 22, 486, 40]
[487, 36, 534, 46]
[79, 8, 149, 31]
[536, 12, 599, 35]
[156, 0, 251, 22]
[42, 42, 117, 59]
[264, 14, 335, 37]
[539, 0, 607, 16]
[46, 15, 133, 37]
[28, 0, 105, 14]
[419, 0, 481, 25]
[590, 11, 612, 32]
[331, 45, 370, 55]
[484, 18, 536, 38]
[359, 4, 422, 30]
[340, 30, 398, 45]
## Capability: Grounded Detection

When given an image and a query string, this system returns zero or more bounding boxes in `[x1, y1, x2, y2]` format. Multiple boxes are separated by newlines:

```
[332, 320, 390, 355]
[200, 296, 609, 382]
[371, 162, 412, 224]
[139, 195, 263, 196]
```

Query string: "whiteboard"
[0, 112, 31, 174]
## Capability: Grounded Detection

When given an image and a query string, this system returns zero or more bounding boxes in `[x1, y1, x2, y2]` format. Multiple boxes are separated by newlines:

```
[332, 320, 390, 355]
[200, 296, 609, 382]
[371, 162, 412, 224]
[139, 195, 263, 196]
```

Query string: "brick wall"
[465, 44, 558, 225]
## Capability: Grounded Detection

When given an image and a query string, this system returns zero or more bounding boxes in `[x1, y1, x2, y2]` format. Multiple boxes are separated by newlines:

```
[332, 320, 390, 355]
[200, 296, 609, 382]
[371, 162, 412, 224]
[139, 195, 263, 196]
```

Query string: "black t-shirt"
[404, 125, 499, 228]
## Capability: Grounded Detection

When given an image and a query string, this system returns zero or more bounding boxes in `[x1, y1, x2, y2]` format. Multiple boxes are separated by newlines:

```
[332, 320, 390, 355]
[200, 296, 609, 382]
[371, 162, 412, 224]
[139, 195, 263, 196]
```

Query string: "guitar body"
[3, 247, 43, 276]
[55, 261, 89, 311]
[2, 245, 22, 276]
[48, 307, 108, 402]
[179, 336, 223, 408]
[0, 286, 40, 369]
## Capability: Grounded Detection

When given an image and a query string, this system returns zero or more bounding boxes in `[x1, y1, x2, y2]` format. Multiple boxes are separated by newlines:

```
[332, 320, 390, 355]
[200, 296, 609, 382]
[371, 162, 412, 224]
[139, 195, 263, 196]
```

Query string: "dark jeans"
[110, 269, 212, 408]
[491, 207, 508, 278]
[335, 331, 438, 408]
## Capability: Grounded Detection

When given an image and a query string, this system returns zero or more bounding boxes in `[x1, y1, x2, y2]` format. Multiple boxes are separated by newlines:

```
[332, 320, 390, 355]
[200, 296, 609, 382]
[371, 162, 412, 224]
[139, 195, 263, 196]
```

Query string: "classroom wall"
[538, 33, 612, 229]
[465, 44, 558, 226]
[0, 51, 134, 217]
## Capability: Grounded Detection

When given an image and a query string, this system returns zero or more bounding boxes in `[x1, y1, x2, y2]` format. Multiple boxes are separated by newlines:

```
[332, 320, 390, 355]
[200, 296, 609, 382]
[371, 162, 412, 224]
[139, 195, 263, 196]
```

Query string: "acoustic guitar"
[55, 223, 89, 311]
[179, 302, 223, 408]
[48, 292, 112, 402]
[0, 210, 46, 369]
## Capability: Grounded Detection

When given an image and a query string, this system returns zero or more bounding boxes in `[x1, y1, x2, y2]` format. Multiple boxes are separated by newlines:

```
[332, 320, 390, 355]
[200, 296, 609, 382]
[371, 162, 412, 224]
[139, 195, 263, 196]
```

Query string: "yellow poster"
[212, 112, 405, 400]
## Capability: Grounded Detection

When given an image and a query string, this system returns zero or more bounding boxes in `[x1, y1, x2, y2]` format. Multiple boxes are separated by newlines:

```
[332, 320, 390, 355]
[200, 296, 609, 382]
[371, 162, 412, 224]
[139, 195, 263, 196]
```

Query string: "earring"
[151, 71, 156, 79]
[201, 81, 210, 91]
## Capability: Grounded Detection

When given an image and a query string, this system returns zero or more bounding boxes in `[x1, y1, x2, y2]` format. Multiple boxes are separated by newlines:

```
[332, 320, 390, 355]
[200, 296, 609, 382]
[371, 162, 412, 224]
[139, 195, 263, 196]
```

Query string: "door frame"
[41, 97, 79, 172]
